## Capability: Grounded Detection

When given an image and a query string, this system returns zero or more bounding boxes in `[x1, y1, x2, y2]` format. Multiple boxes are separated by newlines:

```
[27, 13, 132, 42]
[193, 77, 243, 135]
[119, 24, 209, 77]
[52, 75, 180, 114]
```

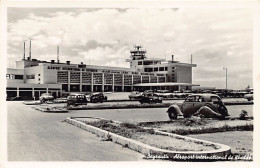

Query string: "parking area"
[6, 95, 254, 161]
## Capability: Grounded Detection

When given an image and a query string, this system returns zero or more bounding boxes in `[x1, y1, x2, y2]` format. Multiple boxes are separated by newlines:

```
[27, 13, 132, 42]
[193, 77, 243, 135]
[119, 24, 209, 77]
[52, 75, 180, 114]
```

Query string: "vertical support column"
[91, 72, 94, 92]
[122, 74, 124, 92]
[60, 87, 62, 98]
[131, 75, 134, 91]
[141, 75, 143, 83]
[80, 71, 82, 92]
[112, 74, 115, 92]
[32, 88, 35, 98]
[102, 73, 105, 92]
[17, 87, 19, 97]
[68, 71, 71, 92]
[46, 87, 49, 93]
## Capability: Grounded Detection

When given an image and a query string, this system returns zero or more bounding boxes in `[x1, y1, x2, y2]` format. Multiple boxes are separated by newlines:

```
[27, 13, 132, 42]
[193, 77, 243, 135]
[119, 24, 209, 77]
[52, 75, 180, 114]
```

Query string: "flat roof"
[133, 82, 200, 87]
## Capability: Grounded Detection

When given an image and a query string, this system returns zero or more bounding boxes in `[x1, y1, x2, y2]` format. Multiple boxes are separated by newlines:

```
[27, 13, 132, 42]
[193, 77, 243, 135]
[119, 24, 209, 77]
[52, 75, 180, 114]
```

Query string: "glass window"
[185, 96, 196, 102]
[154, 67, 158, 71]
[165, 67, 168, 71]
[138, 61, 142, 65]
[159, 67, 164, 71]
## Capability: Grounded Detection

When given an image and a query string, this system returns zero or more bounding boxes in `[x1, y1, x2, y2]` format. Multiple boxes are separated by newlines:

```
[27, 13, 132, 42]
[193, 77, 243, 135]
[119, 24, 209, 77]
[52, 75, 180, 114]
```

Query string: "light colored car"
[39, 93, 54, 103]
[166, 94, 229, 119]
[128, 91, 143, 100]
[156, 90, 173, 98]
[244, 93, 253, 101]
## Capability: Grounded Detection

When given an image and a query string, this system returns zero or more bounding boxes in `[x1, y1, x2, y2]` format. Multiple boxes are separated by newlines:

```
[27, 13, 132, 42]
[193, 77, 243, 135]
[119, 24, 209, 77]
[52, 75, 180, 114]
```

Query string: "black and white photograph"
[1, 0, 260, 167]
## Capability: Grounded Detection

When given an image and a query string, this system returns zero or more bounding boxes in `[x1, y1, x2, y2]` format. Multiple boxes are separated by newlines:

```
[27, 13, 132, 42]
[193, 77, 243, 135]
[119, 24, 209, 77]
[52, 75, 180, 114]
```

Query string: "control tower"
[130, 45, 147, 60]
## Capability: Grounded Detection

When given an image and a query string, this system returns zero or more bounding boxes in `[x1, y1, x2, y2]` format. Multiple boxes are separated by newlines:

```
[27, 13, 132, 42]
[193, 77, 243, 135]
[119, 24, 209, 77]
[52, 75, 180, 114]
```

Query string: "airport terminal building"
[6, 45, 199, 99]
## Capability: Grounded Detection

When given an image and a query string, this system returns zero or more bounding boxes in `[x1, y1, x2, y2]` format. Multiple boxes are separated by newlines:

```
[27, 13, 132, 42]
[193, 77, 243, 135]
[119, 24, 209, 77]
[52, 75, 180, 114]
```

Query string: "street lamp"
[223, 67, 227, 90]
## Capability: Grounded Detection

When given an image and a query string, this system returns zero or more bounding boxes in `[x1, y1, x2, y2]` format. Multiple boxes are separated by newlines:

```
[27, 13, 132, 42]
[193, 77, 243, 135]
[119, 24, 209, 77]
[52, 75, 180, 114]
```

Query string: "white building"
[6, 45, 199, 99]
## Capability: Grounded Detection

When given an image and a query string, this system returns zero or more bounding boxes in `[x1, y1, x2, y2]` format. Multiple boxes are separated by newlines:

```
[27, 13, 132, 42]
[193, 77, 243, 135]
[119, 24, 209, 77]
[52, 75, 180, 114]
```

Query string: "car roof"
[69, 93, 85, 96]
[188, 94, 220, 99]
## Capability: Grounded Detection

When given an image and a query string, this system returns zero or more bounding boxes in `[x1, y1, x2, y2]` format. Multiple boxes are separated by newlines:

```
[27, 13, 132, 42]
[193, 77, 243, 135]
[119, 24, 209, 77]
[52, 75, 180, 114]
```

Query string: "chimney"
[51, 60, 55, 64]
[57, 46, 59, 63]
[66, 61, 70, 65]
[172, 55, 174, 62]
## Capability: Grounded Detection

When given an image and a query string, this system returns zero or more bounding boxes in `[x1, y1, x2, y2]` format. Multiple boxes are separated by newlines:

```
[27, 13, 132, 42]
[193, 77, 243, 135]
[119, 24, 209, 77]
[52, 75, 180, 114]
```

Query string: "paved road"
[7, 101, 253, 161]
[7, 102, 145, 161]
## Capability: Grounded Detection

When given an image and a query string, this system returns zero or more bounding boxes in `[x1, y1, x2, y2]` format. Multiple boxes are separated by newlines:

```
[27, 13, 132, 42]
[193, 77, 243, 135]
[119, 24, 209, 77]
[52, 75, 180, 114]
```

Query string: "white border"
[1, 1, 259, 168]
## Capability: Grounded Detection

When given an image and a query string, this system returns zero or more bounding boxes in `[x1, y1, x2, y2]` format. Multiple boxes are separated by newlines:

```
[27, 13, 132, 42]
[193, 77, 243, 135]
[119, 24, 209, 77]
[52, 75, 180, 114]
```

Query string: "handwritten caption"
[145, 154, 252, 161]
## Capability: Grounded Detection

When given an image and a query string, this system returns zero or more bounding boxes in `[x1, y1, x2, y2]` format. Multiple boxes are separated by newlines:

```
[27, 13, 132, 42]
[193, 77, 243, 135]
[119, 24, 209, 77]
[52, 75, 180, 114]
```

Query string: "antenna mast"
[23, 41, 26, 60]
[29, 38, 31, 60]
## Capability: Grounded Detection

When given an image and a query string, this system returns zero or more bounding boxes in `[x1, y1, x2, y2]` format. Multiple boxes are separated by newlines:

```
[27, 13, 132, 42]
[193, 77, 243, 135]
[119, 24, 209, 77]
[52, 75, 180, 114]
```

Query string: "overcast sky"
[7, 7, 253, 89]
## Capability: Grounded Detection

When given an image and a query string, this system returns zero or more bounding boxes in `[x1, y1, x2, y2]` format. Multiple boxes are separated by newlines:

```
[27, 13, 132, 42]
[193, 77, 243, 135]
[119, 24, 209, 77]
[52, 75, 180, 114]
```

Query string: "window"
[185, 96, 196, 102]
[154, 67, 158, 71]
[159, 67, 164, 71]
[26, 74, 35, 79]
[138, 61, 142, 65]
[165, 67, 168, 71]
[14, 75, 23, 79]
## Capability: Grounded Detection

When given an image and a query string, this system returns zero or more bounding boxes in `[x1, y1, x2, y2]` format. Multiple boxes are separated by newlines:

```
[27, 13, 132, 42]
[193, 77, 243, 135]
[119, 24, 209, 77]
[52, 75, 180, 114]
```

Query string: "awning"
[133, 82, 200, 87]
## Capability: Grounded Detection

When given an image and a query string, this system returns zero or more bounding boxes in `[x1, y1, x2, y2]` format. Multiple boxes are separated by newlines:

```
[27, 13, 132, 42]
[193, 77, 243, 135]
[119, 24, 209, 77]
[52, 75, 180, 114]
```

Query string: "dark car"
[166, 94, 229, 119]
[86, 93, 107, 103]
[67, 93, 88, 106]
[128, 91, 143, 100]
[139, 93, 162, 104]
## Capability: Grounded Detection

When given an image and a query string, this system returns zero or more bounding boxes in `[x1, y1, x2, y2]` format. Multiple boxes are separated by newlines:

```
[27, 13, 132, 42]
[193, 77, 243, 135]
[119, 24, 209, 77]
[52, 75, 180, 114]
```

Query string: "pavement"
[7, 101, 144, 161]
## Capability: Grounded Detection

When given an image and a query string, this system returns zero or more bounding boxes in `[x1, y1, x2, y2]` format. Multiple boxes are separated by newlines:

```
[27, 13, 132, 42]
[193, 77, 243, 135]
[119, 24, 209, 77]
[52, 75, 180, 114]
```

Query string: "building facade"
[6, 45, 198, 99]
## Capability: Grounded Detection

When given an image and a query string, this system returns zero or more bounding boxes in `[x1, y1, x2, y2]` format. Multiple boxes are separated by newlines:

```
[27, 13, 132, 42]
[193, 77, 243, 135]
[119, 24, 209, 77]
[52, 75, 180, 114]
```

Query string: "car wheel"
[168, 108, 178, 120]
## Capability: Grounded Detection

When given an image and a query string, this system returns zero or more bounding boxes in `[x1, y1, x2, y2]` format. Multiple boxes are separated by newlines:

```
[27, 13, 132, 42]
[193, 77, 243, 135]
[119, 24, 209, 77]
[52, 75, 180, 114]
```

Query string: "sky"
[7, 7, 253, 89]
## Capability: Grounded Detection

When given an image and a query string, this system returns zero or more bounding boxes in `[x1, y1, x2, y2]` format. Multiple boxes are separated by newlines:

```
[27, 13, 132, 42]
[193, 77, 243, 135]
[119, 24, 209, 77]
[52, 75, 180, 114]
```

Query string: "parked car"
[156, 90, 173, 98]
[172, 91, 186, 99]
[10, 96, 23, 101]
[86, 93, 107, 103]
[244, 93, 253, 101]
[166, 94, 229, 119]
[128, 91, 143, 100]
[67, 93, 88, 106]
[39, 93, 54, 103]
[139, 93, 162, 104]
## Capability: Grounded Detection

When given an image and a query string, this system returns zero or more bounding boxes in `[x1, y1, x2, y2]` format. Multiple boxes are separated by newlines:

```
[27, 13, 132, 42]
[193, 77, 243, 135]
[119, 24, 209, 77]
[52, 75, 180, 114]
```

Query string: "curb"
[68, 101, 253, 110]
[65, 117, 231, 160]
[33, 106, 68, 113]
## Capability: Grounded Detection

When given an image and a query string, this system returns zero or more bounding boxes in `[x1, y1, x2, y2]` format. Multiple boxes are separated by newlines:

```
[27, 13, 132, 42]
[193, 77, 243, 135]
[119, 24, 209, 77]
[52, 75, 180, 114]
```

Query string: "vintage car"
[128, 91, 143, 100]
[86, 93, 107, 103]
[166, 94, 229, 119]
[67, 93, 88, 106]
[39, 93, 54, 103]
[139, 92, 162, 104]
[244, 93, 253, 101]
[155, 90, 173, 98]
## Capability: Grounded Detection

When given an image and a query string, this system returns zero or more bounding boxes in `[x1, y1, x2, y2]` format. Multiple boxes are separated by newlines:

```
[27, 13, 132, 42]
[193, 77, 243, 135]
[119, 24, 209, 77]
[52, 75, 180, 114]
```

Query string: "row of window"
[144, 67, 168, 72]
[6, 74, 23, 80]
